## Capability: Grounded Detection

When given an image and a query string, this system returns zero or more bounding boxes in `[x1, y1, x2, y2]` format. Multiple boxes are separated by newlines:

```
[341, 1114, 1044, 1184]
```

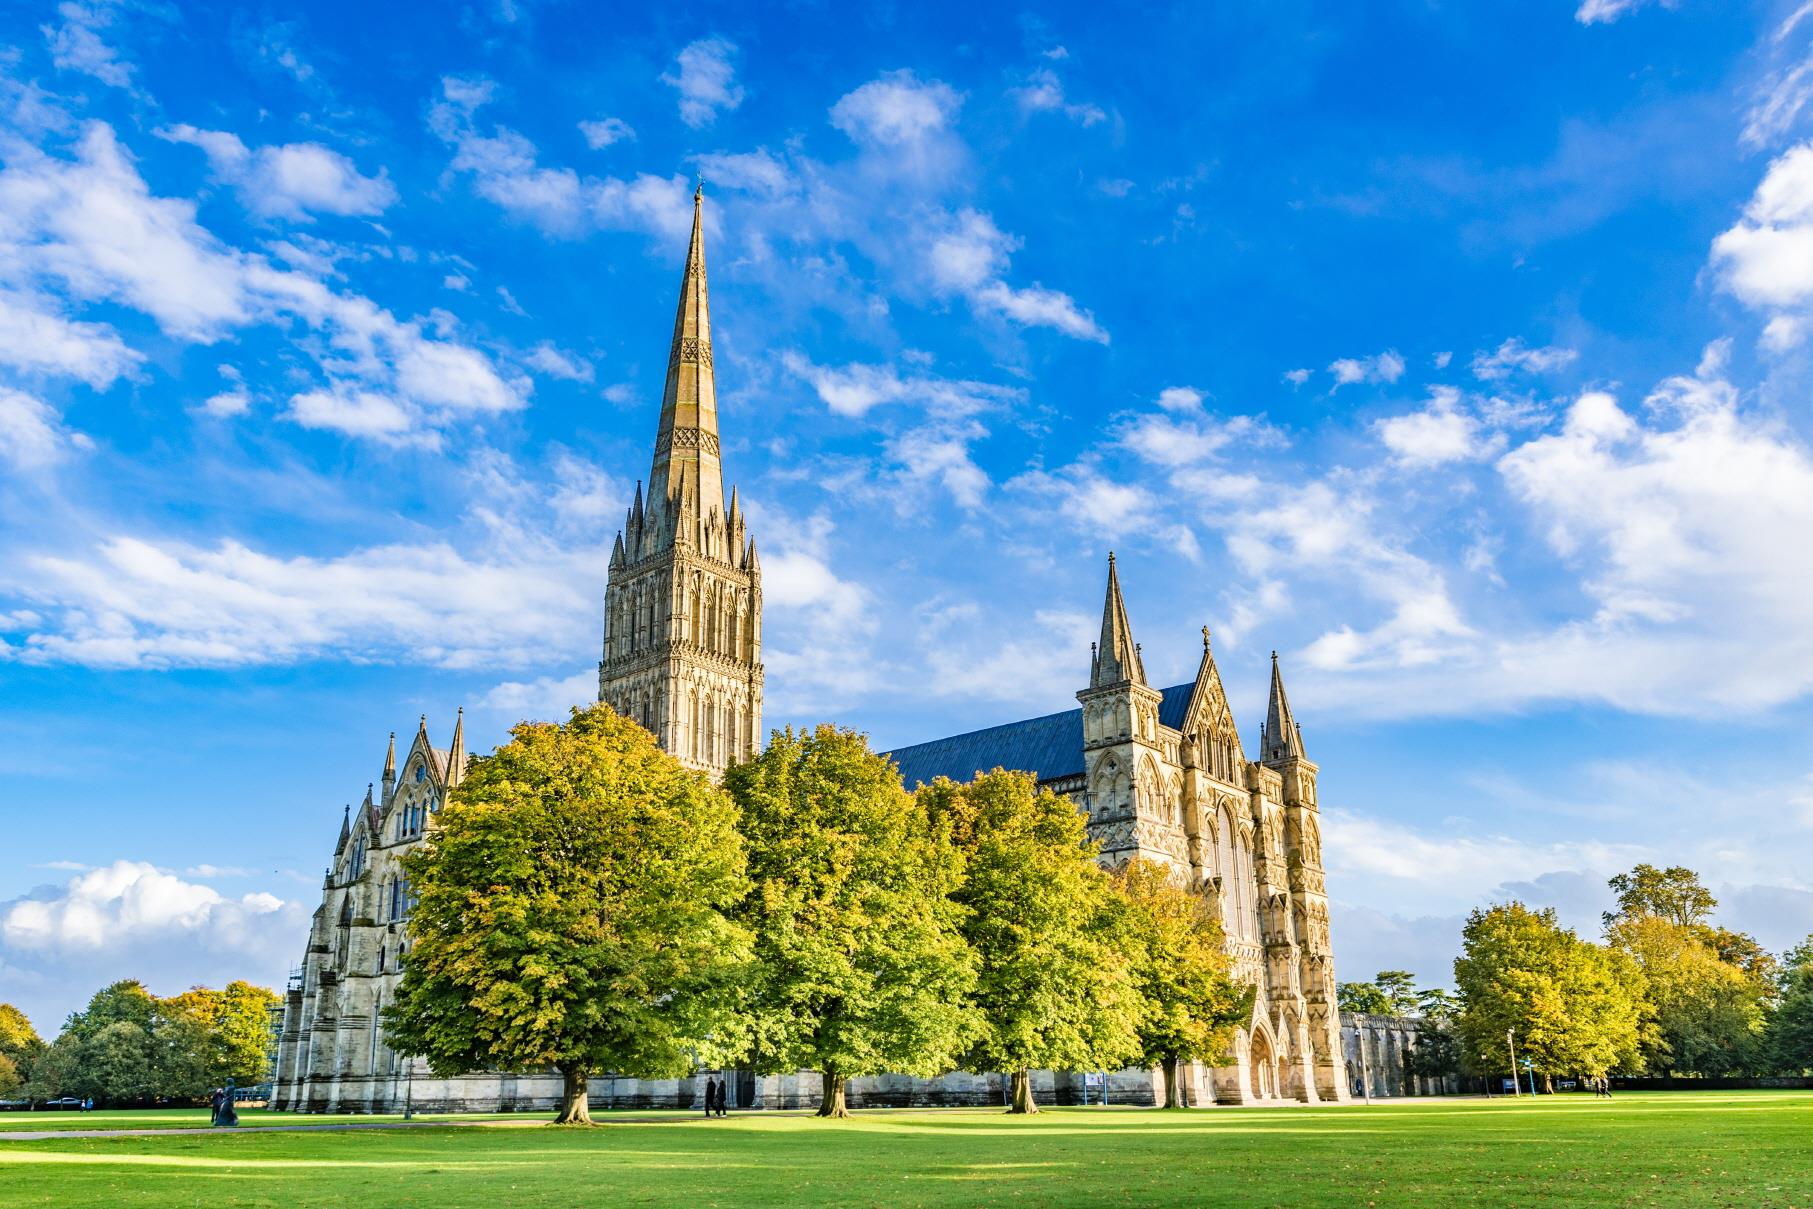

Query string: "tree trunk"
[815, 1069, 850, 1118]
[1162, 1057, 1186, 1109]
[1009, 1068, 1039, 1114]
[554, 1066, 592, 1125]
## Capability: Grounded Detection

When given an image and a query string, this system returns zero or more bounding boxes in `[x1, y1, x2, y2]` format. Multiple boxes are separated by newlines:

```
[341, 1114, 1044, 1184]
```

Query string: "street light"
[1506, 1028, 1520, 1098]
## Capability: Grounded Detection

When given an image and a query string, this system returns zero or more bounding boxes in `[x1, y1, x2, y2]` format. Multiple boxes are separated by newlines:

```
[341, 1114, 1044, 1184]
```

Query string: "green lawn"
[0, 1107, 692, 1132]
[2, 1092, 1809, 1207]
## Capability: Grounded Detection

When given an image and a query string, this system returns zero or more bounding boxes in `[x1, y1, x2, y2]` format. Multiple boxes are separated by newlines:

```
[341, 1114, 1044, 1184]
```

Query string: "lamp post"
[1506, 1028, 1520, 1098]
[403, 1056, 414, 1121]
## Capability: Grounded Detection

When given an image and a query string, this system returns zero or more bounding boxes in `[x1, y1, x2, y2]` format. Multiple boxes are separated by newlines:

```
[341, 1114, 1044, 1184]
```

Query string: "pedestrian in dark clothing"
[703, 1077, 716, 1118]
[715, 1080, 727, 1117]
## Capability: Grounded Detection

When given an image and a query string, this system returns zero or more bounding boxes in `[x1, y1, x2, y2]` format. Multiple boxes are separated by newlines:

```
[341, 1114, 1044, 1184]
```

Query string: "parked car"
[42, 1097, 85, 1110]
[0, 1099, 32, 1111]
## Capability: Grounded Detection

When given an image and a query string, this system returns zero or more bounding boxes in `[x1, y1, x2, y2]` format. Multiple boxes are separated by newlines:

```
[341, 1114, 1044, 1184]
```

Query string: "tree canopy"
[725, 726, 976, 1117]
[918, 769, 1141, 1113]
[1766, 935, 1813, 1075]
[1607, 915, 1766, 1076]
[1106, 859, 1251, 1108]
[1601, 864, 1772, 1076]
[1336, 980, 1394, 1016]
[21, 980, 275, 1106]
[1454, 902, 1648, 1083]
[385, 703, 752, 1124]
[1604, 864, 1718, 931]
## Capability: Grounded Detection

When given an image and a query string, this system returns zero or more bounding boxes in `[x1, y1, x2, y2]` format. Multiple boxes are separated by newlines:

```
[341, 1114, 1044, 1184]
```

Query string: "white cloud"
[578, 117, 635, 149]
[1376, 388, 1494, 466]
[1470, 337, 1579, 381]
[0, 288, 141, 387]
[0, 861, 307, 1033]
[694, 149, 797, 199]
[1327, 349, 1406, 389]
[481, 668, 597, 720]
[1118, 409, 1272, 469]
[754, 513, 882, 714]
[0, 121, 521, 442]
[1012, 464, 1160, 536]
[0, 388, 92, 470]
[830, 70, 962, 150]
[782, 352, 1023, 419]
[1744, 5, 1813, 148]
[974, 281, 1108, 343]
[1574, 0, 1677, 24]
[524, 341, 594, 383]
[885, 420, 991, 508]
[1282, 368, 1311, 386]
[197, 389, 249, 418]
[431, 79, 690, 245]
[286, 386, 418, 443]
[1, 123, 250, 340]
[4, 468, 601, 670]
[1711, 141, 1813, 339]
[662, 38, 743, 128]
[1008, 68, 1106, 126]
[921, 209, 1107, 342]
[158, 125, 397, 220]
[42, 2, 135, 91]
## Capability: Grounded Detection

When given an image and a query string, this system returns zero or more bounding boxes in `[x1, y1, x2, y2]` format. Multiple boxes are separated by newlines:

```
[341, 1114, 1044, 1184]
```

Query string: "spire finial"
[1264, 651, 1305, 763]
[1091, 553, 1146, 688]
[1203, 626, 1212, 649]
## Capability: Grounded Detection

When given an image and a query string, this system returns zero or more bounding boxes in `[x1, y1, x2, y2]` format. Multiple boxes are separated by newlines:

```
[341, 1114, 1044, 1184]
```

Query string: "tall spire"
[381, 731, 397, 810]
[1263, 650, 1306, 762]
[646, 184, 724, 522]
[1091, 552, 1147, 687]
[446, 707, 465, 790]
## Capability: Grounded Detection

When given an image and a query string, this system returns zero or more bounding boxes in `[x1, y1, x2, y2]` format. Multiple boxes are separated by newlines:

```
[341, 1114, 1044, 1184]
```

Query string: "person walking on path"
[715, 1080, 727, 1117]
[703, 1078, 717, 1118]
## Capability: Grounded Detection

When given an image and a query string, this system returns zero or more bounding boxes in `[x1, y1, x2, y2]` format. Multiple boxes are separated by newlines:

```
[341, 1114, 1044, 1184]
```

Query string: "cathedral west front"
[271, 189, 1358, 1113]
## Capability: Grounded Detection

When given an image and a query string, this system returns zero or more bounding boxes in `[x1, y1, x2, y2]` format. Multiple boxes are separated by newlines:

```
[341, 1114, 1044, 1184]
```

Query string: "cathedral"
[270, 189, 1360, 1113]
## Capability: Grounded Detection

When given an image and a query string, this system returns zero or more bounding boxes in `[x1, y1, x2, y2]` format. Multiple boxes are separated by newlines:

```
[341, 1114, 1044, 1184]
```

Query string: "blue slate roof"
[884, 682, 1196, 789]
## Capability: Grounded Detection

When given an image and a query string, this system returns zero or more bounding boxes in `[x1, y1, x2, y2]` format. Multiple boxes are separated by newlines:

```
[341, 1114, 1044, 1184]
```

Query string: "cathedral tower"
[1077, 553, 1182, 867]
[598, 187, 763, 778]
[1262, 653, 1346, 1101]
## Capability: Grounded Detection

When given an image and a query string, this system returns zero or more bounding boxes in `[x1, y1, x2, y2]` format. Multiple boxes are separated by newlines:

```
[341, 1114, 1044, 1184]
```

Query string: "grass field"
[2, 1092, 1808, 1207]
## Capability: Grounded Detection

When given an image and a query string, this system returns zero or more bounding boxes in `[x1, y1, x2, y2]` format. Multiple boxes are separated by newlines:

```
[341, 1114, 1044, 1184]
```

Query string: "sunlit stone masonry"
[272, 189, 1402, 1113]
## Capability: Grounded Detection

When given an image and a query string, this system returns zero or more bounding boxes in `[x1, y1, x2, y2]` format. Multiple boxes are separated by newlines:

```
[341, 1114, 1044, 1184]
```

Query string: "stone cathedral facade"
[884, 556, 1348, 1105]
[272, 189, 1357, 1113]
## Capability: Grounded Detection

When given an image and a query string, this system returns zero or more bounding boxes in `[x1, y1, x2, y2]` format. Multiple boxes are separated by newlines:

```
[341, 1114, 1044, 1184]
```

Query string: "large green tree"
[1454, 902, 1648, 1085]
[918, 769, 1141, 1113]
[1766, 936, 1813, 1075]
[385, 703, 752, 1124]
[1106, 859, 1251, 1108]
[164, 981, 282, 1086]
[1604, 864, 1718, 931]
[1607, 915, 1766, 1076]
[0, 1004, 42, 1095]
[727, 726, 976, 1117]
[1602, 864, 1773, 1076]
[1336, 980, 1393, 1016]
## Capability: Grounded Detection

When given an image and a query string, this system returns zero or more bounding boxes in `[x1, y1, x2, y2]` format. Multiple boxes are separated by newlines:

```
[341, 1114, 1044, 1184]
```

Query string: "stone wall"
[1340, 1012, 1459, 1097]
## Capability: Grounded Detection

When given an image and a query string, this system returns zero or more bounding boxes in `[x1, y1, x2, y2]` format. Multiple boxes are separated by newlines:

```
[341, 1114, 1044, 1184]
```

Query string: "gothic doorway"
[1250, 1030, 1276, 1100]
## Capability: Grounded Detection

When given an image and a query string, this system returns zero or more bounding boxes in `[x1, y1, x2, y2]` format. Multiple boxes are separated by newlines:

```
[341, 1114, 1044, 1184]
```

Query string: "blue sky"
[4, 0, 1813, 1033]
